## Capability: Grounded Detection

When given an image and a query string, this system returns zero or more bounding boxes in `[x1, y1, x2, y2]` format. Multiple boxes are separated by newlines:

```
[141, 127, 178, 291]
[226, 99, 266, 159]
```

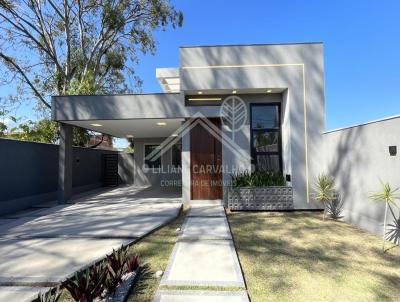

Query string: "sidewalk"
[154, 203, 249, 302]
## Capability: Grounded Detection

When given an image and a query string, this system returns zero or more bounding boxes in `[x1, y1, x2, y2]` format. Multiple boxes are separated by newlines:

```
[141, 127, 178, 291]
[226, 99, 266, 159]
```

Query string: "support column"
[58, 122, 73, 203]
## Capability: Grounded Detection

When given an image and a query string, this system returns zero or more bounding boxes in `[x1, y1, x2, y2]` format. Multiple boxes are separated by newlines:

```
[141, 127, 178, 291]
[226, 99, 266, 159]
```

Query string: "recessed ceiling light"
[171, 134, 178, 137]
[267, 89, 272, 93]
[157, 122, 167, 126]
[197, 91, 203, 95]
[126, 135, 134, 138]
[232, 90, 237, 94]
[90, 123, 102, 127]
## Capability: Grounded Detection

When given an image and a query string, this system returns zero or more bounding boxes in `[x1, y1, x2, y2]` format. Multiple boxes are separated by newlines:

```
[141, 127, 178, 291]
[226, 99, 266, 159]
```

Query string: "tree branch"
[0, 52, 51, 108]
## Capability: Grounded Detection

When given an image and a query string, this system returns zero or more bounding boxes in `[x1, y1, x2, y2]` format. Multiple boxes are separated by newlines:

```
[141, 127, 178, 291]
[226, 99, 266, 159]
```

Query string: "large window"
[144, 144, 161, 168]
[250, 104, 282, 172]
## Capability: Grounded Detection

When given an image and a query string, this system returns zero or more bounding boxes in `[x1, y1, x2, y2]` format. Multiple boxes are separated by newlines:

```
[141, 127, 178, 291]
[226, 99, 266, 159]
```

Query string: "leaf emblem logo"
[220, 96, 247, 140]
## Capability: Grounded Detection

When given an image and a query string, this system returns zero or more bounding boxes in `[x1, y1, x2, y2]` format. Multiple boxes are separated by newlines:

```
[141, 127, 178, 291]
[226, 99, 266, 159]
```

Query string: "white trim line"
[323, 114, 400, 134]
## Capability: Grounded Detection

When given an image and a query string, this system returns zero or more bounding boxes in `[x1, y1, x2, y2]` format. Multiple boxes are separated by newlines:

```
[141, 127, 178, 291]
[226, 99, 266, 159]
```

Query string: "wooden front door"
[190, 118, 223, 200]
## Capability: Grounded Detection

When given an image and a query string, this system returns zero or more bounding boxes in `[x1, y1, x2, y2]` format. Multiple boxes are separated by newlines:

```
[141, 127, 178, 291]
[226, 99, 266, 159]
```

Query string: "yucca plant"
[314, 174, 336, 220]
[369, 180, 400, 251]
[325, 193, 344, 219]
[38, 287, 61, 302]
[386, 205, 400, 246]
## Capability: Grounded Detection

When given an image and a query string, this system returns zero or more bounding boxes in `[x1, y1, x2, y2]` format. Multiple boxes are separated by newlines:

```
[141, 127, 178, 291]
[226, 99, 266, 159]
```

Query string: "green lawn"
[228, 211, 400, 302]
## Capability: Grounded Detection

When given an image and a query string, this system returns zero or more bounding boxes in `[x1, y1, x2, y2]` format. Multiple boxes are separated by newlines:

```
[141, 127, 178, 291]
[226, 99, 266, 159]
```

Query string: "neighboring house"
[52, 42, 325, 209]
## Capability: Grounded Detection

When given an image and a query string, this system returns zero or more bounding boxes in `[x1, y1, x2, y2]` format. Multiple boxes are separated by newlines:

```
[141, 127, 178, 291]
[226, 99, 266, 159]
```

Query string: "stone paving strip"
[180, 216, 232, 240]
[153, 290, 249, 302]
[156, 204, 248, 301]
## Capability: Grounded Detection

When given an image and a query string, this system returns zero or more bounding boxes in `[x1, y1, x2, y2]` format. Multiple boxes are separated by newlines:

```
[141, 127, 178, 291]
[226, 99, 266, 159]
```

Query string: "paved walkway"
[0, 186, 181, 301]
[155, 203, 249, 302]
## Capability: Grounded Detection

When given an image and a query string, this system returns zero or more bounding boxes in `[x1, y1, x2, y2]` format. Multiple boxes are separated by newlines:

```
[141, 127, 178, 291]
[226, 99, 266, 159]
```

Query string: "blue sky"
[2, 0, 400, 132]
[134, 0, 400, 130]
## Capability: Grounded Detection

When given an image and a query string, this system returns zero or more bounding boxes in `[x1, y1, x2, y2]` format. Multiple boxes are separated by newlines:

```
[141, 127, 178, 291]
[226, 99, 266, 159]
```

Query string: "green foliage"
[369, 180, 400, 206]
[314, 174, 336, 204]
[1, 118, 90, 147]
[230, 170, 286, 188]
[0, 0, 183, 111]
[5, 119, 59, 144]
[369, 180, 400, 251]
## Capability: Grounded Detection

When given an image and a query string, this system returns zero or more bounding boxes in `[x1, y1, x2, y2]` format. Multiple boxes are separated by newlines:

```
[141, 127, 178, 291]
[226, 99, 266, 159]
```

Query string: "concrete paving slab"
[68, 187, 182, 205]
[0, 238, 129, 285]
[0, 286, 50, 302]
[187, 205, 225, 217]
[153, 290, 249, 302]
[0, 214, 173, 239]
[180, 217, 231, 240]
[33, 202, 181, 217]
[160, 240, 244, 287]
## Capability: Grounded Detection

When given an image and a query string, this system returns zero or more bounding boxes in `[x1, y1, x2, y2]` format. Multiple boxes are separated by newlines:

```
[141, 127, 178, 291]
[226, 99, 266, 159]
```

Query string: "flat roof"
[180, 42, 323, 48]
[323, 114, 400, 134]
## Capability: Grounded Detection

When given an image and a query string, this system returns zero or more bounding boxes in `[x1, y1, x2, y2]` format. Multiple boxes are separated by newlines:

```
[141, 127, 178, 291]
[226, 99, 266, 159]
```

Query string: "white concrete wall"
[323, 116, 400, 237]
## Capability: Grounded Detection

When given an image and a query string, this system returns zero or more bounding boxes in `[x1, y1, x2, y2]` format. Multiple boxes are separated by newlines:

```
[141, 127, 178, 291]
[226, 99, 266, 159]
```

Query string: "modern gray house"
[52, 42, 325, 209]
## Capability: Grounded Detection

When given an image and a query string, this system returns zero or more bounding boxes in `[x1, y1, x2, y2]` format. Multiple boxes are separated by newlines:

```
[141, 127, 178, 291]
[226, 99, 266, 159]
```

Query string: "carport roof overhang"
[51, 93, 221, 138]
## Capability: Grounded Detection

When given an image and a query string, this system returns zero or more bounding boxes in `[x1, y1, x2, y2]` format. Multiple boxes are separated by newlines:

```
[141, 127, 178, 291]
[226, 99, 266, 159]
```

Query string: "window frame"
[250, 103, 283, 172]
[144, 143, 162, 169]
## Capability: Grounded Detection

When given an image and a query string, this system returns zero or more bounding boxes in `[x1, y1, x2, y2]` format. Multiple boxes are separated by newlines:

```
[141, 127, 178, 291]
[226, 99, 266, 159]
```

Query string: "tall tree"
[0, 0, 183, 110]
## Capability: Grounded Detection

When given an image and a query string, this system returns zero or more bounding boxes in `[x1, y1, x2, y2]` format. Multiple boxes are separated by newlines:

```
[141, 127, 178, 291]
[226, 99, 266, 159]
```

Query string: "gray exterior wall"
[133, 138, 181, 189]
[180, 44, 325, 208]
[51, 43, 325, 209]
[0, 138, 132, 215]
[323, 116, 400, 237]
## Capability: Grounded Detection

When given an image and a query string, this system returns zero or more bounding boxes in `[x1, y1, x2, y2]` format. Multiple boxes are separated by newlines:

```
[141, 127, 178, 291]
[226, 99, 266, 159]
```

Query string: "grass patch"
[125, 209, 186, 302]
[228, 211, 400, 302]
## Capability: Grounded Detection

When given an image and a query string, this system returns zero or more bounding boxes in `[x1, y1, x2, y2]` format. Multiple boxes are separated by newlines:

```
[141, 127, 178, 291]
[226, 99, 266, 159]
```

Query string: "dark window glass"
[252, 132, 279, 152]
[251, 105, 279, 129]
[256, 155, 280, 172]
[144, 144, 161, 168]
[250, 104, 282, 172]
[172, 144, 182, 167]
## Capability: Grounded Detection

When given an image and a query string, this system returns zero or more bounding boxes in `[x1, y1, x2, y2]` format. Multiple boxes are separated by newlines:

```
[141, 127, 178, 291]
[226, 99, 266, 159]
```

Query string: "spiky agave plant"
[386, 205, 400, 246]
[369, 180, 400, 251]
[314, 174, 336, 220]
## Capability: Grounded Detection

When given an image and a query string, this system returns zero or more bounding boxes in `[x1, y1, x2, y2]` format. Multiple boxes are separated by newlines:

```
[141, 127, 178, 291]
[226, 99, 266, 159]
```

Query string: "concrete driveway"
[0, 186, 182, 301]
